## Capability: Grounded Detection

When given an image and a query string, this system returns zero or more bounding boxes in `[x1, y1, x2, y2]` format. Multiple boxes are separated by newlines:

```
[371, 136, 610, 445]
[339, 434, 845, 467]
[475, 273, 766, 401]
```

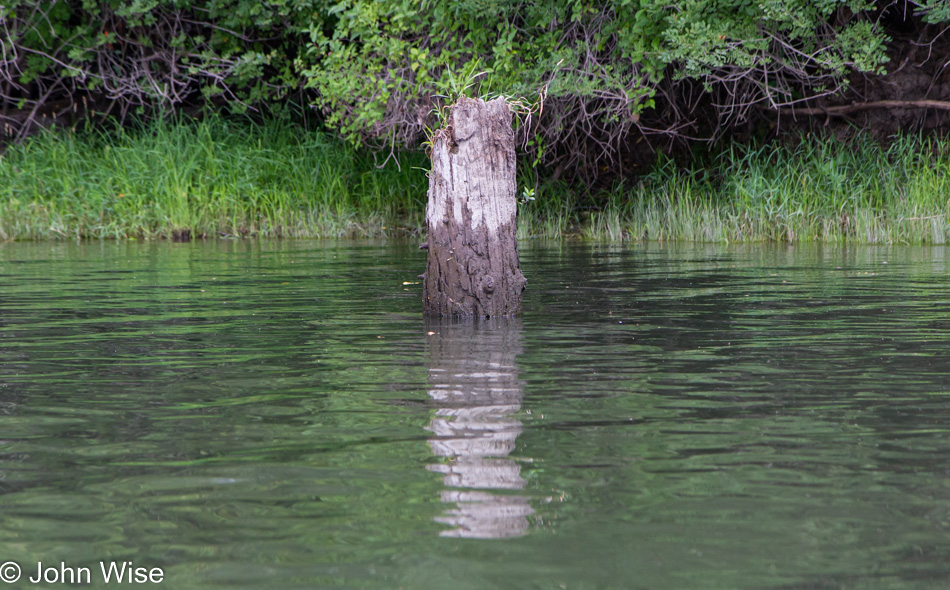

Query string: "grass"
[2, 117, 949, 243]
[557, 134, 950, 244]
[0, 115, 428, 240]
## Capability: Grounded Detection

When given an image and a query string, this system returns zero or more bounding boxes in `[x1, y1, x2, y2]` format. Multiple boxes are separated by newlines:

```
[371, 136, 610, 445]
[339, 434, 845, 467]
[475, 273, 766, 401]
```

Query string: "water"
[2, 240, 950, 589]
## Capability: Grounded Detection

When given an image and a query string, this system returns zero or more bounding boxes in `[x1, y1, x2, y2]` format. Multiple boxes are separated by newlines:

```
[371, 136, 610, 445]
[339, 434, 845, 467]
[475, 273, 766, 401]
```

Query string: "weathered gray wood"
[422, 96, 526, 319]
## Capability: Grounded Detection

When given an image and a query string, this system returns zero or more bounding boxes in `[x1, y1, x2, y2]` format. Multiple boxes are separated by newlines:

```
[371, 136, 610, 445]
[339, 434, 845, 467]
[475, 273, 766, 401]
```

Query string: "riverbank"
[2, 117, 949, 243]
[0, 117, 428, 241]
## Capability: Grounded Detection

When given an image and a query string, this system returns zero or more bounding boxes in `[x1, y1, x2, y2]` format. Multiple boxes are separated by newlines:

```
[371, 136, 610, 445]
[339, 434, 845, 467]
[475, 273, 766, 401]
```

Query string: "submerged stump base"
[422, 97, 526, 319]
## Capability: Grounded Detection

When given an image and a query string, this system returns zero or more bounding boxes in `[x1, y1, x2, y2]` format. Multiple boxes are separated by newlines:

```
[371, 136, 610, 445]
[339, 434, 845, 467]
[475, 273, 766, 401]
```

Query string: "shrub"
[2, 0, 948, 180]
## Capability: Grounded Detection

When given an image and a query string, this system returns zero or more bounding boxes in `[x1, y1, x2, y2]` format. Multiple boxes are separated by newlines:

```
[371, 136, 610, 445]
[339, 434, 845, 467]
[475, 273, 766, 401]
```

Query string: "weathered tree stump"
[422, 97, 526, 319]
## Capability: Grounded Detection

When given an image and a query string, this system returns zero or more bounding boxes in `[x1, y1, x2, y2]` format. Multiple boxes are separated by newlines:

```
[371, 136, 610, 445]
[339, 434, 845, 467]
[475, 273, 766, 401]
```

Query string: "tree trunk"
[422, 96, 526, 319]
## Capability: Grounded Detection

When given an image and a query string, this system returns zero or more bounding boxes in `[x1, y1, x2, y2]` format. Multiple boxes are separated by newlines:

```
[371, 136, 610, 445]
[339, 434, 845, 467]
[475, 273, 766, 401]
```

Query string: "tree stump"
[422, 97, 526, 319]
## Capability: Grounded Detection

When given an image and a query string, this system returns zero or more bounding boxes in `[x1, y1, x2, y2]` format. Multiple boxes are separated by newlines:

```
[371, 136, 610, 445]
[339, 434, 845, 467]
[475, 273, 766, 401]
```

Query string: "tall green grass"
[0, 116, 427, 240]
[560, 135, 950, 244]
[2, 118, 950, 243]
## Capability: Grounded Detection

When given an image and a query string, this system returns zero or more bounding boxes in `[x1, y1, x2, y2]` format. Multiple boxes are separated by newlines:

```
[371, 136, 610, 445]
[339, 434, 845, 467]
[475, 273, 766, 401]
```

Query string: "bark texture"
[423, 96, 526, 319]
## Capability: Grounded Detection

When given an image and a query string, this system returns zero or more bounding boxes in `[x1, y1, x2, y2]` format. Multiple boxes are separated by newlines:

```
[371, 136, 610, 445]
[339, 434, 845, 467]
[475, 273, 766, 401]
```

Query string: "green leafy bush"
[2, 0, 947, 179]
[1, 0, 327, 136]
[299, 0, 900, 176]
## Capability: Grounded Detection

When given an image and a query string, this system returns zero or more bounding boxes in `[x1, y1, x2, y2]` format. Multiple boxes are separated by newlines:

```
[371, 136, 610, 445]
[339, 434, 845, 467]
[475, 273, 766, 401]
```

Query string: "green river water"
[2, 241, 950, 589]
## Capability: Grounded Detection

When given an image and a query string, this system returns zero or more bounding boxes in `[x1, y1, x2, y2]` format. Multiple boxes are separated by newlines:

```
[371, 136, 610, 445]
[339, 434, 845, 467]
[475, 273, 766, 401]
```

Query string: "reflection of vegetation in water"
[513, 243, 950, 588]
[3, 242, 950, 588]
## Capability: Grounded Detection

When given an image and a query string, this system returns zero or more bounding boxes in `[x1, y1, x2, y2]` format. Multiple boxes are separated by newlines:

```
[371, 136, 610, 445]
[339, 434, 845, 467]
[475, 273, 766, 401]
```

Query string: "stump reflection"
[425, 319, 533, 538]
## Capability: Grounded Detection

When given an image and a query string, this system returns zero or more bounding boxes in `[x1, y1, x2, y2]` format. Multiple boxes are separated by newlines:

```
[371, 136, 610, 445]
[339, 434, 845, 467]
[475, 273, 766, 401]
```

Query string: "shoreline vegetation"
[2, 116, 949, 244]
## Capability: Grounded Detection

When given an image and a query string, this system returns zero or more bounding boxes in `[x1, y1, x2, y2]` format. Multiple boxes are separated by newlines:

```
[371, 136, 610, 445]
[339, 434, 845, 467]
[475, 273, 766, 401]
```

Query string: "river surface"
[2, 240, 950, 589]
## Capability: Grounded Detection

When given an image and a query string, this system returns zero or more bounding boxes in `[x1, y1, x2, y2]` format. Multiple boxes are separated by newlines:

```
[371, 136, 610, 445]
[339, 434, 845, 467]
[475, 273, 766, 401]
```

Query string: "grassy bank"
[571, 136, 950, 244]
[0, 117, 428, 240]
[2, 117, 950, 243]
